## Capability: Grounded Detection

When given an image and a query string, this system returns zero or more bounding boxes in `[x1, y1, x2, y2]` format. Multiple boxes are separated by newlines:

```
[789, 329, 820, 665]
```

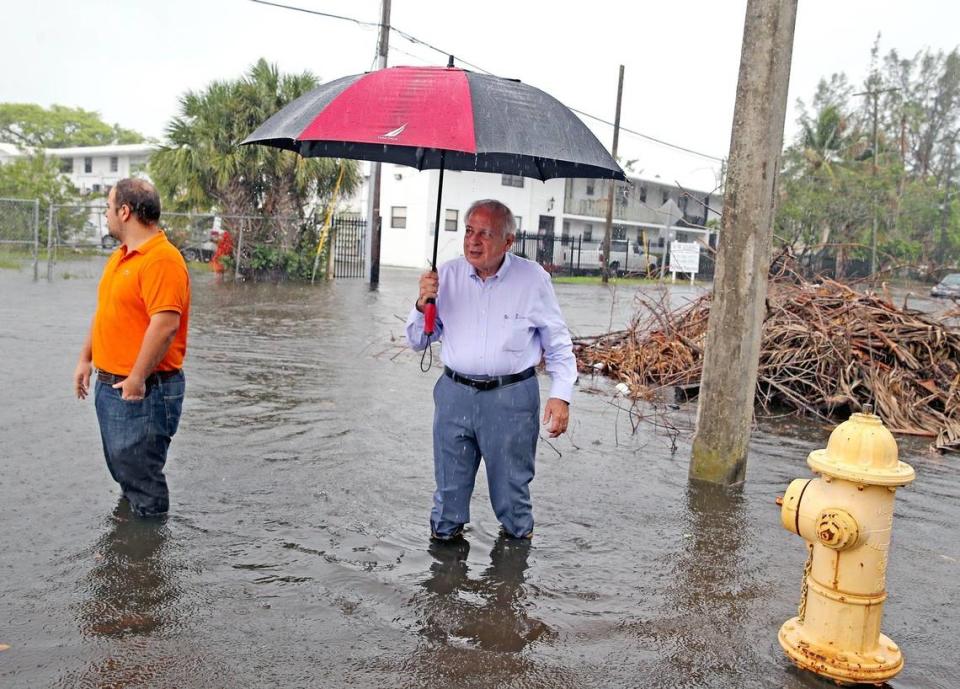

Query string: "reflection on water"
[418, 536, 551, 653]
[76, 500, 179, 638]
[393, 536, 556, 687]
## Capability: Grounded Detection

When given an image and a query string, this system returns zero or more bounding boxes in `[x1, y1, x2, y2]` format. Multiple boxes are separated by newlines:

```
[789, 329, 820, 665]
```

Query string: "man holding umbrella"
[406, 199, 576, 542]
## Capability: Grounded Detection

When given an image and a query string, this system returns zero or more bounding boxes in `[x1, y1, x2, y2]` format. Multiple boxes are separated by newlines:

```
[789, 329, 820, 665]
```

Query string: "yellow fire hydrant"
[777, 409, 915, 685]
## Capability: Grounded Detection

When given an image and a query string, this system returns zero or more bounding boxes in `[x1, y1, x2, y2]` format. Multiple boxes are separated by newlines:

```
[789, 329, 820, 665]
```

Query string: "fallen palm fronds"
[573, 277, 960, 453]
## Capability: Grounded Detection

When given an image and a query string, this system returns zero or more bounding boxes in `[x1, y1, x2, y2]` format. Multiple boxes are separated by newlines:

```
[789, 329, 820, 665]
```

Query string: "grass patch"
[0, 248, 34, 270]
[552, 275, 660, 286]
[552, 274, 710, 287]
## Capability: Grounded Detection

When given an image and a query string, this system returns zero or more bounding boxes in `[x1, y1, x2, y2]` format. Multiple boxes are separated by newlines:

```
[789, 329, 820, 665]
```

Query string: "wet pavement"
[0, 259, 957, 689]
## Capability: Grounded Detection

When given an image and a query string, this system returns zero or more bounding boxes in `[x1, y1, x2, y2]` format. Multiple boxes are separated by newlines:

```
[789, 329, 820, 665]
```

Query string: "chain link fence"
[0, 197, 42, 280]
[1, 197, 366, 282]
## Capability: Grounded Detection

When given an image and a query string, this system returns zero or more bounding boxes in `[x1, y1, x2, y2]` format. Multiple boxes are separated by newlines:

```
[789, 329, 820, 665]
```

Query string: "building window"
[444, 209, 458, 232]
[514, 216, 522, 232]
[110, 156, 119, 172]
[562, 221, 570, 238]
[390, 206, 407, 229]
[583, 223, 593, 242]
[84, 157, 93, 173]
[613, 225, 626, 240]
[92, 183, 102, 193]
[501, 174, 524, 188]
[661, 189, 670, 204]
[59, 158, 73, 174]
[586, 180, 595, 196]
[638, 185, 647, 202]
[679, 195, 689, 213]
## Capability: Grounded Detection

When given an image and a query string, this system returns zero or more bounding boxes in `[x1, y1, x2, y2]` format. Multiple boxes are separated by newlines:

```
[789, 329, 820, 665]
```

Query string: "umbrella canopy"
[242, 64, 625, 182]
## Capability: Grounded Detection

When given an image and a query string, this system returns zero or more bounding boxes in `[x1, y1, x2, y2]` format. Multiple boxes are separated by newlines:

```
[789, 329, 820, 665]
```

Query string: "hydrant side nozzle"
[780, 478, 812, 536]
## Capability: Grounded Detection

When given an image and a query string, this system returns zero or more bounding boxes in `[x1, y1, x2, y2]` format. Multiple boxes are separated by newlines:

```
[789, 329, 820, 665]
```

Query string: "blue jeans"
[94, 371, 185, 517]
[431, 373, 539, 539]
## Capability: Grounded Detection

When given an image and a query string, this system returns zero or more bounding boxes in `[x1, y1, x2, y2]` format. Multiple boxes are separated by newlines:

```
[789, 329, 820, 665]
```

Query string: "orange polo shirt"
[92, 231, 190, 375]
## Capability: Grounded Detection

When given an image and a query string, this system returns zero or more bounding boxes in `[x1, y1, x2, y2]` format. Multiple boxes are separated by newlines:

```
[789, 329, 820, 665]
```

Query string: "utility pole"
[937, 138, 957, 265]
[854, 85, 898, 279]
[366, 0, 391, 288]
[601, 65, 624, 285]
[689, 0, 798, 485]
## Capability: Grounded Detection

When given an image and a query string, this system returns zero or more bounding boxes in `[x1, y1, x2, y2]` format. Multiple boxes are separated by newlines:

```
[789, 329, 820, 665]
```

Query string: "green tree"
[0, 154, 87, 244]
[0, 103, 144, 149]
[0, 154, 78, 202]
[150, 59, 359, 230]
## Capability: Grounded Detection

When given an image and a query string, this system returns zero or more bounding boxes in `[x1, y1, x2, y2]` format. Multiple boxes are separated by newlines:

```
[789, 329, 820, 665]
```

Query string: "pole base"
[778, 617, 903, 686]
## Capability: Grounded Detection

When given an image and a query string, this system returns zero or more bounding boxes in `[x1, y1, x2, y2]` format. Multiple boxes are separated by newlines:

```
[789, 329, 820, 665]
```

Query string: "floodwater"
[0, 260, 957, 689]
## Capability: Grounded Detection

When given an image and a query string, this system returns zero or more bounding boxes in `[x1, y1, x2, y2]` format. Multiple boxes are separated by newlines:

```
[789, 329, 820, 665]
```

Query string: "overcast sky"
[3, 1, 959, 191]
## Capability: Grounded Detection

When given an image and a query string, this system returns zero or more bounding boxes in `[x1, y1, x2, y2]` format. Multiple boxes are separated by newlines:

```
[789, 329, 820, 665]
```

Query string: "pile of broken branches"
[573, 276, 960, 452]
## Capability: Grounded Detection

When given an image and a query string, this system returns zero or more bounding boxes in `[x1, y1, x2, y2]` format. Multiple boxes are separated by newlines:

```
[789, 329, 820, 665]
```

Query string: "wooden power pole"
[601, 65, 624, 285]
[366, 0, 391, 287]
[690, 0, 798, 485]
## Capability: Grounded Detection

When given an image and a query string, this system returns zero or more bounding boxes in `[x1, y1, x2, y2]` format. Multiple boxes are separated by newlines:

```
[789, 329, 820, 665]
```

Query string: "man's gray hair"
[466, 199, 517, 237]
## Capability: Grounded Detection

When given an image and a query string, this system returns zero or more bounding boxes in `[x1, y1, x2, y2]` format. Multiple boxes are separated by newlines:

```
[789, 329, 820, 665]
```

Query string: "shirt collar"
[121, 230, 166, 258]
[468, 251, 514, 281]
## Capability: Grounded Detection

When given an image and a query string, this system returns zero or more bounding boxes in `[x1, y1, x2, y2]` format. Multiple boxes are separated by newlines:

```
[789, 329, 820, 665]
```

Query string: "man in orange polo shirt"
[73, 178, 190, 517]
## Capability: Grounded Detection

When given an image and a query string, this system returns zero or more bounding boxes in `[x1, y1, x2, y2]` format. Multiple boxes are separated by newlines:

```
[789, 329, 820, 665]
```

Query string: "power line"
[249, 0, 380, 28]
[248, 0, 725, 163]
[567, 108, 725, 162]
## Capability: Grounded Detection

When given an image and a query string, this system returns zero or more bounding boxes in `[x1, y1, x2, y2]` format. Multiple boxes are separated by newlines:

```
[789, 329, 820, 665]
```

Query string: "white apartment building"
[0, 142, 155, 195]
[349, 163, 722, 270]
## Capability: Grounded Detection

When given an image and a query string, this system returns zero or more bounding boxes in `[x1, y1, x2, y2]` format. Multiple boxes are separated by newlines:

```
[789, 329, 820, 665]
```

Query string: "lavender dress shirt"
[405, 253, 577, 402]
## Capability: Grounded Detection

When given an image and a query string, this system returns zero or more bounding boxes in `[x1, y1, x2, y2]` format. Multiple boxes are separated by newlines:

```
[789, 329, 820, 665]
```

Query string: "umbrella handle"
[423, 298, 437, 336]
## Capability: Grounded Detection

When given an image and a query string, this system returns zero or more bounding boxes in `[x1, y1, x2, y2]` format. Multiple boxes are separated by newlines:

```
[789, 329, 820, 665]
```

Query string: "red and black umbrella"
[243, 59, 625, 331]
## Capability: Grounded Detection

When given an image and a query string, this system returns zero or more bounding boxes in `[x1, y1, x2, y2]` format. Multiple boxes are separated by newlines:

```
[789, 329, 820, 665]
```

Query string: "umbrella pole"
[430, 152, 445, 270]
[422, 153, 445, 336]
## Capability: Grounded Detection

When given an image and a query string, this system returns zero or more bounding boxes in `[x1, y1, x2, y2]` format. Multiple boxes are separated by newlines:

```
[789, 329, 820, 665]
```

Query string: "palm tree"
[150, 59, 359, 240]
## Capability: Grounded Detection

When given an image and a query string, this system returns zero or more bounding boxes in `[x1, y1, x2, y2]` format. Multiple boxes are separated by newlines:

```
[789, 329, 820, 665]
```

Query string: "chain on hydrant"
[776, 409, 915, 685]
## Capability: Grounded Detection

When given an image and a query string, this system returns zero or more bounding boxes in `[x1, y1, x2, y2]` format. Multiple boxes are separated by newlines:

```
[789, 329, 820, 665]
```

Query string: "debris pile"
[573, 277, 960, 452]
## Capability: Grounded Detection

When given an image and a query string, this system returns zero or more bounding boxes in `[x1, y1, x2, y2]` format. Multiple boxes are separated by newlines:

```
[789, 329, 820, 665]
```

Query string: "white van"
[596, 239, 658, 273]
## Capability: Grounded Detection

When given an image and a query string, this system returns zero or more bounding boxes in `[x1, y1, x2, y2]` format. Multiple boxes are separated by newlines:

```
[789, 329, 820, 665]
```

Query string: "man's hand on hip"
[543, 397, 570, 438]
[416, 270, 439, 312]
[113, 375, 146, 401]
[73, 360, 92, 400]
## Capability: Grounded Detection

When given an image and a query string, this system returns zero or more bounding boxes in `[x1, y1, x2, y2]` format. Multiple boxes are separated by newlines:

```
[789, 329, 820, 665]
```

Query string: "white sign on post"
[669, 241, 700, 284]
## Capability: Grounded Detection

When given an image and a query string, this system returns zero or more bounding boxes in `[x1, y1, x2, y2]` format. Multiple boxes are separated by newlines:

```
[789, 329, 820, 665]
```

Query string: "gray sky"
[3, 1, 958, 190]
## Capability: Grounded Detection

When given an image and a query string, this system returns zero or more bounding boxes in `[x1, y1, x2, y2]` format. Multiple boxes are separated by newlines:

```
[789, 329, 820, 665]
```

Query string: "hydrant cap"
[807, 412, 915, 486]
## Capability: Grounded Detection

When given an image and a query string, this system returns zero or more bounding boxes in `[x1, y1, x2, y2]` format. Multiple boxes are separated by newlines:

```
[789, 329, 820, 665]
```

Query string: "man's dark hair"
[114, 178, 161, 224]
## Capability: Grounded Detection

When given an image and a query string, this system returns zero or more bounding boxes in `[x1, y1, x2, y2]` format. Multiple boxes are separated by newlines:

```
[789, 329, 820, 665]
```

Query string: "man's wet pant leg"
[94, 373, 184, 517]
[476, 376, 539, 538]
[431, 375, 481, 538]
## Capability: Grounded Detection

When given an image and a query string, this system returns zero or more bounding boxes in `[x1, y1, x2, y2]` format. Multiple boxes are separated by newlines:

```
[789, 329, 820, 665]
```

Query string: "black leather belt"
[444, 366, 535, 391]
[97, 369, 181, 386]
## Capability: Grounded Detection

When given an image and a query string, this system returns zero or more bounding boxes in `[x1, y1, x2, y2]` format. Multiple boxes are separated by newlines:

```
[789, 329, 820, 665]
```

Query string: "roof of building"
[44, 143, 157, 157]
[0, 142, 157, 158]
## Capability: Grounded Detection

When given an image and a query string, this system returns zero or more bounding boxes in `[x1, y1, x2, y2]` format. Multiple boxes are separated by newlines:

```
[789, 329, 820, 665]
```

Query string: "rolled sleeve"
[405, 307, 442, 351]
[536, 274, 577, 403]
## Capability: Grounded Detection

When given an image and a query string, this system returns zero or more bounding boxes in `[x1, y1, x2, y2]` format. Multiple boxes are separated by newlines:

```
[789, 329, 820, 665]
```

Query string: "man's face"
[104, 188, 122, 239]
[463, 206, 513, 277]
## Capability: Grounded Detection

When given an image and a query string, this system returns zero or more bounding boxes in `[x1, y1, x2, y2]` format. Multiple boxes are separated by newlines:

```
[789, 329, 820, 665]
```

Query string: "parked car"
[596, 239, 658, 273]
[931, 272, 960, 298]
[179, 228, 223, 263]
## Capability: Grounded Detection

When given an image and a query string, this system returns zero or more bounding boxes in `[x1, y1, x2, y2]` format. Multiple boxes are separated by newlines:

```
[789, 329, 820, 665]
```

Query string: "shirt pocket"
[504, 318, 534, 352]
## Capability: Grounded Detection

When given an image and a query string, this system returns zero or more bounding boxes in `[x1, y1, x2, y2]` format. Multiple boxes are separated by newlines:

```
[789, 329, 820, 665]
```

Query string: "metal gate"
[332, 216, 366, 278]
